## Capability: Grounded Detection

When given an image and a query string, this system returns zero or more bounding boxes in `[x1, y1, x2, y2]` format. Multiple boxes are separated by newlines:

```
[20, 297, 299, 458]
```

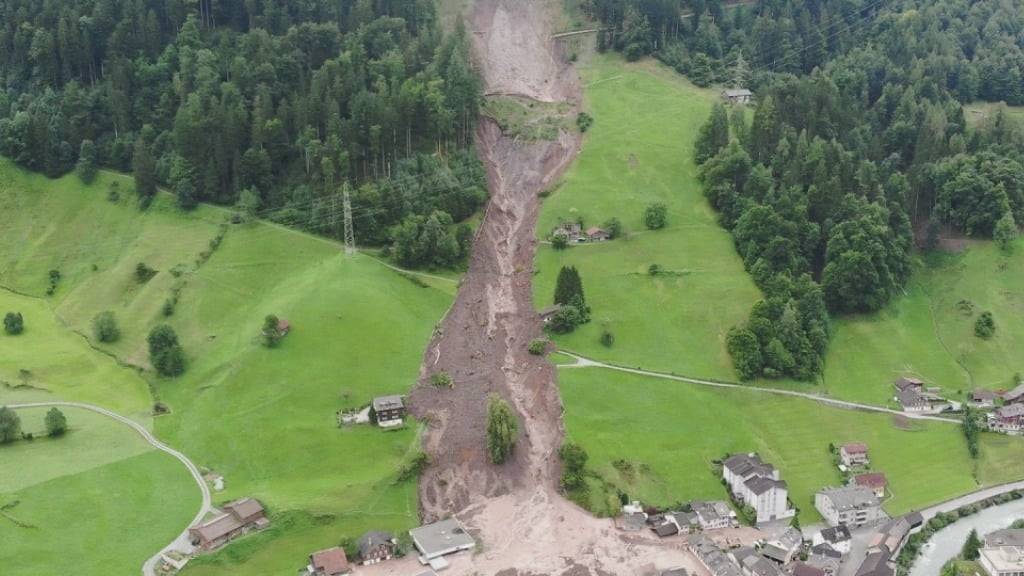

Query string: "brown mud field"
[409, 1, 704, 574]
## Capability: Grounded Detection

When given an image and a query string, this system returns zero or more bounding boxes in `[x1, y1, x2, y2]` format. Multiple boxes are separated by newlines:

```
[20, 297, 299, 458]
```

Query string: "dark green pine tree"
[694, 103, 731, 165]
[554, 266, 585, 308]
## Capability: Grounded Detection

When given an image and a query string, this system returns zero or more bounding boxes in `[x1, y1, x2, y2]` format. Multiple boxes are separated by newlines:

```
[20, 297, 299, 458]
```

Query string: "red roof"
[310, 547, 348, 575]
[842, 442, 868, 454]
[855, 473, 888, 488]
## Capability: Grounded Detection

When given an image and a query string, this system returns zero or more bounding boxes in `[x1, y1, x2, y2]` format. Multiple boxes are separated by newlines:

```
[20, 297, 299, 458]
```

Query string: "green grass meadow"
[534, 55, 761, 380]
[0, 407, 199, 576]
[559, 368, 1024, 522]
[0, 158, 454, 574]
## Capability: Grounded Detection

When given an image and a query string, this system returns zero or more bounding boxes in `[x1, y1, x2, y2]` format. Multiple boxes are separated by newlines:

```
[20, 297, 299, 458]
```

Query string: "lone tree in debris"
[0, 406, 21, 443]
[486, 395, 519, 465]
[45, 407, 67, 437]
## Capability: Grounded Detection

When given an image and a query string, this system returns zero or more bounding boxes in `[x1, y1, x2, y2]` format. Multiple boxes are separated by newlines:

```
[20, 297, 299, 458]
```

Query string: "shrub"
[430, 371, 453, 388]
[92, 311, 120, 343]
[486, 395, 519, 464]
[46, 269, 61, 295]
[528, 339, 548, 355]
[576, 112, 594, 133]
[648, 263, 661, 276]
[602, 217, 623, 239]
[45, 407, 67, 437]
[0, 406, 21, 443]
[135, 262, 157, 283]
[397, 452, 430, 482]
[4, 312, 24, 335]
[552, 234, 569, 250]
[261, 314, 284, 347]
[600, 329, 615, 347]
[107, 181, 121, 203]
[560, 442, 589, 493]
[162, 299, 176, 317]
[643, 202, 668, 230]
[975, 311, 996, 339]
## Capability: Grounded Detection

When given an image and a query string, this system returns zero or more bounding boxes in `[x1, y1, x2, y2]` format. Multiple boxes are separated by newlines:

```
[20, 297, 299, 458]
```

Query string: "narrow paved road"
[559, 352, 961, 424]
[8, 401, 211, 576]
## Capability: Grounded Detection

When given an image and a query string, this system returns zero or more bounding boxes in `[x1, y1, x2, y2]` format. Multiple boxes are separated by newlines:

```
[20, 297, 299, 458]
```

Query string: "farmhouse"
[372, 395, 406, 427]
[410, 518, 476, 569]
[839, 443, 869, 467]
[854, 473, 889, 498]
[552, 221, 584, 243]
[814, 486, 886, 528]
[722, 453, 795, 525]
[990, 403, 1024, 435]
[692, 500, 738, 529]
[812, 525, 852, 555]
[306, 547, 350, 576]
[980, 529, 1024, 576]
[689, 535, 744, 576]
[585, 226, 611, 241]
[971, 389, 999, 408]
[722, 88, 753, 104]
[189, 498, 269, 551]
[893, 377, 925, 393]
[357, 531, 397, 565]
[1004, 384, 1024, 405]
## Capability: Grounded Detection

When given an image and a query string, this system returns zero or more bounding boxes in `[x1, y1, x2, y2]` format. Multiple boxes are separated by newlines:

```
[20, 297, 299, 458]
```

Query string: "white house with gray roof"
[980, 529, 1024, 576]
[814, 486, 887, 528]
[722, 453, 795, 525]
[409, 518, 475, 569]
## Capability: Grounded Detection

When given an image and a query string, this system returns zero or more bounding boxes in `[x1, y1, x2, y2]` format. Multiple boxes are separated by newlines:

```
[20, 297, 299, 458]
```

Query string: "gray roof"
[654, 521, 679, 537]
[672, 510, 699, 527]
[746, 475, 786, 495]
[897, 388, 927, 407]
[1004, 384, 1024, 402]
[372, 395, 404, 412]
[357, 531, 394, 558]
[818, 486, 880, 511]
[689, 535, 744, 576]
[855, 548, 893, 576]
[986, 529, 1024, 547]
[732, 548, 784, 576]
[811, 543, 842, 559]
[723, 88, 753, 97]
[820, 525, 851, 543]
[724, 453, 776, 479]
[409, 519, 475, 558]
[998, 404, 1024, 418]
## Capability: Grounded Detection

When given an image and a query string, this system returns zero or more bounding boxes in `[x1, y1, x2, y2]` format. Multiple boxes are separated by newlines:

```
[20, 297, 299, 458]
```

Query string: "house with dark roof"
[854, 473, 889, 498]
[585, 226, 611, 241]
[814, 486, 886, 528]
[971, 389, 999, 408]
[692, 500, 737, 530]
[813, 525, 852, 555]
[762, 527, 803, 565]
[689, 535, 744, 576]
[854, 548, 894, 576]
[894, 377, 925, 393]
[189, 498, 269, 551]
[722, 88, 753, 104]
[990, 403, 1024, 435]
[732, 546, 785, 576]
[307, 547, 350, 576]
[357, 531, 396, 565]
[789, 562, 826, 576]
[1003, 383, 1024, 405]
[371, 395, 405, 428]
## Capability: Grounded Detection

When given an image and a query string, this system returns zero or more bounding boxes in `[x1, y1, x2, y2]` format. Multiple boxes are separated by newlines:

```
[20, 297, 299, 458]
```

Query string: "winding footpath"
[559, 352, 962, 424]
[8, 401, 211, 576]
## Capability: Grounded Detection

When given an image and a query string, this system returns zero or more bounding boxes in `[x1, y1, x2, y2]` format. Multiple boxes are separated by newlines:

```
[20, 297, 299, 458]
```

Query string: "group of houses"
[551, 221, 612, 244]
[836, 443, 889, 498]
[722, 453, 796, 526]
[304, 518, 476, 575]
[189, 498, 270, 551]
[987, 383, 1024, 435]
[686, 528, 818, 576]
[893, 377, 958, 414]
[851, 513, 924, 576]
[619, 500, 739, 536]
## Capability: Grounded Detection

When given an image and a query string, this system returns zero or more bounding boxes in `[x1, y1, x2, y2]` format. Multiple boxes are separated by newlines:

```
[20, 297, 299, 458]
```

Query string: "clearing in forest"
[0, 159, 453, 575]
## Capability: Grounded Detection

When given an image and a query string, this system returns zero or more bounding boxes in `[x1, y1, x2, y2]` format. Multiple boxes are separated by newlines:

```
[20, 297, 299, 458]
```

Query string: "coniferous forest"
[588, 0, 1024, 381]
[0, 0, 485, 267]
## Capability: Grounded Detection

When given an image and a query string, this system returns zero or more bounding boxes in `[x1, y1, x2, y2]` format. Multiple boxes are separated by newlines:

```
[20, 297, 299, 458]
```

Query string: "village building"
[692, 500, 738, 530]
[971, 389, 999, 409]
[980, 529, 1024, 576]
[990, 403, 1024, 435]
[552, 221, 584, 243]
[357, 531, 397, 565]
[307, 547, 350, 576]
[762, 527, 803, 565]
[371, 395, 406, 428]
[189, 498, 269, 551]
[806, 546, 842, 576]
[839, 443, 869, 467]
[849, 513, 924, 576]
[1004, 384, 1024, 405]
[619, 511, 648, 531]
[894, 377, 925, 393]
[722, 88, 753, 104]
[409, 518, 476, 570]
[671, 510, 701, 534]
[854, 548, 893, 576]
[722, 453, 795, 525]
[813, 525, 852, 555]
[732, 546, 785, 576]
[689, 535, 744, 576]
[895, 388, 930, 412]
[585, 226, 611, 241]
[789, 561, 826, 576]
[814, 486, 887, 528]
[854, 473, 889, 498]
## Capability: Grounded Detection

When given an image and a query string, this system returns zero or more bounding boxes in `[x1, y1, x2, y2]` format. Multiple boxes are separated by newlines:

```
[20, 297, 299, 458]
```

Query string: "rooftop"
[410, 518, 475, 558]
[746, 475, 786, 495]
[358, 530, 394, 557]
[1004, 383, 1024, 402]
[723, 88, 753, 97]
[820, 525, 851, 544]
[818, 486, 880, 511]
[310, 547, 349, 575]
[372, 395, 404, 412]
[842, 443, 868, 454]
[997, 404, 1024, 418]
[986, 529, 1024, 548]
[791, 562, 826, 576]
[855, 473, 888, 489]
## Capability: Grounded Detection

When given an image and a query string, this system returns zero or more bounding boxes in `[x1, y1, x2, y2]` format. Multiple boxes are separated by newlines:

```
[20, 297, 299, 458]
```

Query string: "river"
[909, 497, 1024, 576]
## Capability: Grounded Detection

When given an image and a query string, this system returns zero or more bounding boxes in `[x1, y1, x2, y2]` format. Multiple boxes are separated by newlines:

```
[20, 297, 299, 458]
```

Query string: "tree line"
[0, 0, 484, 269]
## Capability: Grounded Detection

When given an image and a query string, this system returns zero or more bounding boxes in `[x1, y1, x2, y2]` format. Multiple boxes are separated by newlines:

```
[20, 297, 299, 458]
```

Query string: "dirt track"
[409, 1, 704, 574]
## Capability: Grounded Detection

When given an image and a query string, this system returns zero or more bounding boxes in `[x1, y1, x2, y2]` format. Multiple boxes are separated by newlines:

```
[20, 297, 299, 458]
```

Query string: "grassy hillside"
[533, 55, 761, 380]
[0, 158, 455, 574]
[560, 368, 1024, 522]
[814, 245, 1024, 405]
[1, 407, 199, 576]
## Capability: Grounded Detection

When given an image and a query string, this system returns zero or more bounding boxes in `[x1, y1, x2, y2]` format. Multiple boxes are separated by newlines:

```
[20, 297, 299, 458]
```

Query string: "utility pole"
[342, 182, 355, 257]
